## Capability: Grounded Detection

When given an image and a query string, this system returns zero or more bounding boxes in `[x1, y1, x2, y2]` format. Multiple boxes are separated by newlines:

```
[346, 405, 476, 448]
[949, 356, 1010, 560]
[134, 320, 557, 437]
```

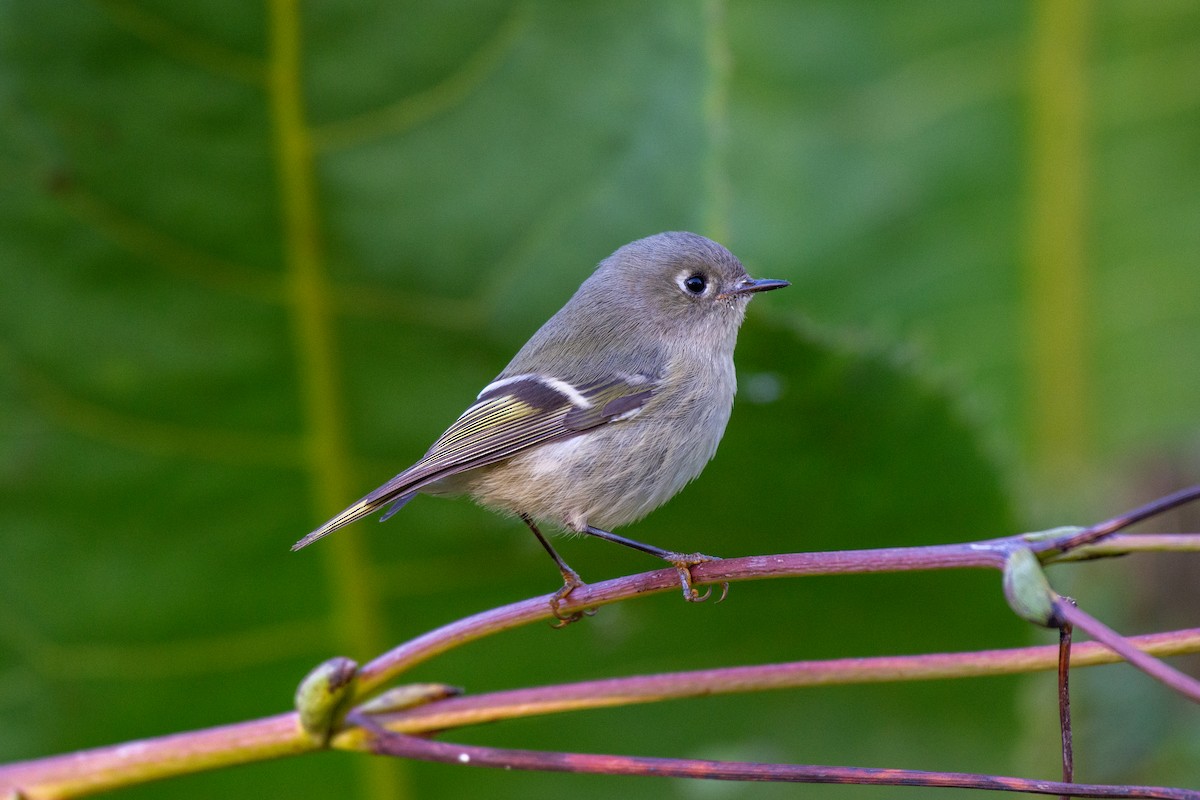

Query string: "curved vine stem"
[2, 487, 1198, 800]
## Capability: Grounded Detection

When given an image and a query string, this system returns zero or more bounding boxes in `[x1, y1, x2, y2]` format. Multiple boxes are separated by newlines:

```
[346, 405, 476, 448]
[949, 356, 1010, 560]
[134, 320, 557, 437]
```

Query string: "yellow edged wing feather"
[292, 373, 657, 549]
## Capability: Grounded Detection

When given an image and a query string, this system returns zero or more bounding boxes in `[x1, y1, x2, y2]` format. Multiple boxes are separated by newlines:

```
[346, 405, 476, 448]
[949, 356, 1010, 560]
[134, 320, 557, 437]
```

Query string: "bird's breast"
[462, 351, 737, 532]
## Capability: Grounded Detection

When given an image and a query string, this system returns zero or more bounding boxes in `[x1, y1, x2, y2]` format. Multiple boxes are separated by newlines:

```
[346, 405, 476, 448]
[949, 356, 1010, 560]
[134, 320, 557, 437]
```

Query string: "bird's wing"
[291, 373, 658, 550]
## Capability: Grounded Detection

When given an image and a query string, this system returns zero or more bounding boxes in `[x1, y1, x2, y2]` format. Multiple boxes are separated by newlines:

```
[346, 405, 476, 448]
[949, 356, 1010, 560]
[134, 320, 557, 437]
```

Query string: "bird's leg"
[583, 526, 728, 603]
[520, 514, 596, 626]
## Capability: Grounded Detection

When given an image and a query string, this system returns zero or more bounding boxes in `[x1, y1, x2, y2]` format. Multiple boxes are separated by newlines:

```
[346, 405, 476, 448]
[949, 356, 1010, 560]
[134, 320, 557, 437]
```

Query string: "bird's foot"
[664, 552, 729, 603]
[548, 568, 597, 628]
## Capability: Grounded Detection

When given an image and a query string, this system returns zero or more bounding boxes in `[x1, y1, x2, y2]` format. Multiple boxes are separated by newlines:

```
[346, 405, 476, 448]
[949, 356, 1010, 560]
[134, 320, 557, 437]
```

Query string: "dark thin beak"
[720, 277, 790, 299]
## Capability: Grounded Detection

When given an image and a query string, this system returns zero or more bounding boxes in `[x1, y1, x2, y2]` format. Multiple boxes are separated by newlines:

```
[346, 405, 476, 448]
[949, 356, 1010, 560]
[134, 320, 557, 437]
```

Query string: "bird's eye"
[683, 274, 707, 295]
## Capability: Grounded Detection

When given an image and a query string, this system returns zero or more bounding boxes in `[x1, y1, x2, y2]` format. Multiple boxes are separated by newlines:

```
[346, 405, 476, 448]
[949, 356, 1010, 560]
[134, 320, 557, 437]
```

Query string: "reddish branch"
[363, 729, 1199, 800]
[1058, 615, 1075, 788]
[351, 628, 1200, 739]
[1, 487, 1198, 800]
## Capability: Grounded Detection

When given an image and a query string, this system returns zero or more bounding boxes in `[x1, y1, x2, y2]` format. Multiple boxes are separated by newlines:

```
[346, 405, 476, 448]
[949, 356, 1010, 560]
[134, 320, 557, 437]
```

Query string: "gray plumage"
[293, 231, 787, 591]
[451, 232, 761, 531]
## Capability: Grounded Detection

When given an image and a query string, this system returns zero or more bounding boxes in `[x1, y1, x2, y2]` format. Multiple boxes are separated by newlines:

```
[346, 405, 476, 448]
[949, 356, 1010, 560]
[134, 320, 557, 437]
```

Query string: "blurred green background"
[2, 2, 1198, 798]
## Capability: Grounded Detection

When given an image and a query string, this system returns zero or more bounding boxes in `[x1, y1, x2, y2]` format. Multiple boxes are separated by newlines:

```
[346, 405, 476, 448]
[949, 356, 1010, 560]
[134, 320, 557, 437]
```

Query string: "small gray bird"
[293, 231, 787, 622]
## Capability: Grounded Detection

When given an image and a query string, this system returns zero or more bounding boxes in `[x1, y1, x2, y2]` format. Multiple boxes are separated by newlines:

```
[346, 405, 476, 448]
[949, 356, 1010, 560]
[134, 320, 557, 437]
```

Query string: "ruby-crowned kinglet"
[293, 231, 787, 621]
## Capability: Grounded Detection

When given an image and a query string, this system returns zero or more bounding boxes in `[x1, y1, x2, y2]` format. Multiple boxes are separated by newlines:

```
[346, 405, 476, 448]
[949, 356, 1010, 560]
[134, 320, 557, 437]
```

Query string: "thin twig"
[361, 729, 1200, 799]
[1047, 534, 1200, 562]
[1039, 486, 1200, 553]
[1053, 601, 1200, 703]
[5, 629, 1199, 798]
[336, 628, 1200, 746]
[0, 713, 311, 800]
[1059, 608, 1075, 792]
[354, 542, 1008, 697]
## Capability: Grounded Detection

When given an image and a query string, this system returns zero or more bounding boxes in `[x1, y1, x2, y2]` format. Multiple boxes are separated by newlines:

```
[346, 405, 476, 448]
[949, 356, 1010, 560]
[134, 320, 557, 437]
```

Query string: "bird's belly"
[458, 413, 727, 532]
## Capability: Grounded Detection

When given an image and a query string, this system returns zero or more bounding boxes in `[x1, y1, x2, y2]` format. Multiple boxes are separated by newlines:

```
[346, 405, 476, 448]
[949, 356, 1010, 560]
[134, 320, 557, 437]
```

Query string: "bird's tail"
[291, 488, 417, 551]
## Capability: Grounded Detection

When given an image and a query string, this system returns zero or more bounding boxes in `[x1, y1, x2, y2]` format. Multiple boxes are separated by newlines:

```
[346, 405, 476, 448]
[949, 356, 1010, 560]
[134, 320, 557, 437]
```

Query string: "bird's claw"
[548, 569, 597, 628]
[667, 552, 729, 603]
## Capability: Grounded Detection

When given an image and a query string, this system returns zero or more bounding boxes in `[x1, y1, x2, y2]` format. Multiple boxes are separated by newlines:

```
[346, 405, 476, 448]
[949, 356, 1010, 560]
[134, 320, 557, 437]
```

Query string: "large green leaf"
[2, 2, 1196, 798]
